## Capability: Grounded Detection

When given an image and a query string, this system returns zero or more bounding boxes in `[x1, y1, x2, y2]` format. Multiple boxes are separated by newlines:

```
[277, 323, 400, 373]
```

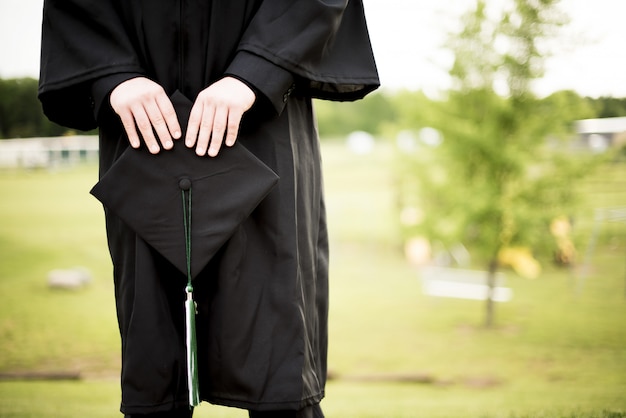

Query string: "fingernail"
[173, 131, 181, 139]
[150, 145, 160, 154]
[165, 140, 173, 148]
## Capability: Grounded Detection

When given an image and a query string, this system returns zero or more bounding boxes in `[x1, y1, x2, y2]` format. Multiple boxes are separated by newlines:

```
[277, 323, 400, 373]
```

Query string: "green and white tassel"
[182, 185, 200, 407]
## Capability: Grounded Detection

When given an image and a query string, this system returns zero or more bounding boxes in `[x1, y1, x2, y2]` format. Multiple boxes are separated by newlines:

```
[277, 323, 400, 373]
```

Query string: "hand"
[109, 77, 181, 154]
[185, 77, 256, 157]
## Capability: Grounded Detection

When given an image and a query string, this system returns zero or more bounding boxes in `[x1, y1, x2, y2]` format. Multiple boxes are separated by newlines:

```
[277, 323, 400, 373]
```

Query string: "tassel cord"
[182, 187, 193, 293]
[181, 186, 200, 407]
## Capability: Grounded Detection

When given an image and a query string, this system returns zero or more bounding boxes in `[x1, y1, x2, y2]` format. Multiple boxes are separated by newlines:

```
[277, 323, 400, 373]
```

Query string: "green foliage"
[0, 78, 69, 139]
[586, 96, 626, 118]
[396, 0, 598, 265]
[314, 91, 396, 138]
[540, 90, 597, 136]
[447, 1, 499, 92]
[386, 89, 440, 135]
[0, 76, 623, 143]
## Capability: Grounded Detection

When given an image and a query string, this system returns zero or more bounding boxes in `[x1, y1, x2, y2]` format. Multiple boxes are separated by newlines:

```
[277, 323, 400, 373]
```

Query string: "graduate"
[39, 1, 378, 417]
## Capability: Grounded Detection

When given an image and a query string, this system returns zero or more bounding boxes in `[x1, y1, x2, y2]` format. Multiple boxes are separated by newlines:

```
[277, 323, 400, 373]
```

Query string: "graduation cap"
[90, 90, 279, 278]
[90, 90, 279, 406]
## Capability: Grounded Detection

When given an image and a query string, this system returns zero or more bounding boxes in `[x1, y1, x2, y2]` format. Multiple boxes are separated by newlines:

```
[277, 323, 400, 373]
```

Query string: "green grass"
[0, 165, 119, 375]
[1, 380, 625, 418]
[1, 142, 625, 417]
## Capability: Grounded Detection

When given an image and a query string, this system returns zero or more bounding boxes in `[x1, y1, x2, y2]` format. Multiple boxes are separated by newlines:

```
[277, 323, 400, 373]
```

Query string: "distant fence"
[0, 136, 98, 169]
[420, 266, 512, 302]
[578, 207, 626, 294]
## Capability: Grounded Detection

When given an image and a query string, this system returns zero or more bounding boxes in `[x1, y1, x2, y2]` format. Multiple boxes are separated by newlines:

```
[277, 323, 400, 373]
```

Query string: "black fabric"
[38, 0, 146, 130]
[90, 90, 279, 278]
[38, 0, 378, 415]
[125, 408, 193, 418]
[249, 411, 296, 418]
[249, 404, 324, 418]
[232, 0, 379, 100]
[38, 0, 379, 131]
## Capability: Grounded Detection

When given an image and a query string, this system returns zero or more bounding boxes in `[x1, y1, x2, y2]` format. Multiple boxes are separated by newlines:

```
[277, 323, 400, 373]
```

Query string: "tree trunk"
[484, 257, 499, 328]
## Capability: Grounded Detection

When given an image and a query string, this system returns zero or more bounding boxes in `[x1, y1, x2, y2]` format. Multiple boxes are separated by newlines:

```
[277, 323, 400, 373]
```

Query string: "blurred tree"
[0, 77, 70, 138]
[585, 96, 626, 118]
[540, 90, 596, 135]
[401, 0, 597, 327]
[389, 89, 438, 133]
[314, 91, 396, 138]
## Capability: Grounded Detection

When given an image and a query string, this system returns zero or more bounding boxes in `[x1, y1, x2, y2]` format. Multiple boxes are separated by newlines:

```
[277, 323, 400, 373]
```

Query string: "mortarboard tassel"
[181, 179, 200, 407]
[184, 283, 200, 407]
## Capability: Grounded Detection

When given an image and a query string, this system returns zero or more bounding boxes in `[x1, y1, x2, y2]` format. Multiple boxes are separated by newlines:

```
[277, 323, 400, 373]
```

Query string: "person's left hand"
[185, 77, 256, 157]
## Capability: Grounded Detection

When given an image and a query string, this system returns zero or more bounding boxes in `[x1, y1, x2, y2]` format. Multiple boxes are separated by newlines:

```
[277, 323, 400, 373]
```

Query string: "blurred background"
[1, 0, 625, 417]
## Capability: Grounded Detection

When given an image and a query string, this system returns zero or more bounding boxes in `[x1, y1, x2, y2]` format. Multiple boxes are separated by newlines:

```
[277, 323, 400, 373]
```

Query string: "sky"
[1, 0, 625, 98]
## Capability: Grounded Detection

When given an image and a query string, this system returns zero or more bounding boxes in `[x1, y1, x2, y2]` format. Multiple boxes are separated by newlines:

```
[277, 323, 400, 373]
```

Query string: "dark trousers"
[125, 404, 323, 418]
[249, 404, 324, 418]
[125, 409, 192, 418]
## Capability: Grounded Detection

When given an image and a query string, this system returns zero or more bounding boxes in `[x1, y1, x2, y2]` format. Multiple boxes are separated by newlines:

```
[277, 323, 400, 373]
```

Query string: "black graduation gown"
[38, 0, 378, 414]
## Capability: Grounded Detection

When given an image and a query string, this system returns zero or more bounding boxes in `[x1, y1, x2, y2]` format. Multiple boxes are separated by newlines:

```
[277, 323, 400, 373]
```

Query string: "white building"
[0, 135, 98, 168]
[574, 117, 626, 152]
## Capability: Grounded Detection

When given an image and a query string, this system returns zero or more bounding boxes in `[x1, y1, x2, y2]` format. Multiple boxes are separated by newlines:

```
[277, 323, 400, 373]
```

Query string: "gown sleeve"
[225, 0, 379, 112]
[38, 0, 379, 129]
[38, 0, 145, 130]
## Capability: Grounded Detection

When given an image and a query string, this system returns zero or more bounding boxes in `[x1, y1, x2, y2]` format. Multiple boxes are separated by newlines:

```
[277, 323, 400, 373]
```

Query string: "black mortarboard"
[90, 90, 279, 279]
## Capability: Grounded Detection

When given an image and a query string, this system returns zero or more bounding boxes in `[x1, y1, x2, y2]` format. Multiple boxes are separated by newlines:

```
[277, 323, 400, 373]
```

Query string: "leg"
[249, 411, 296, 418]
[125, 408, 193, 418]
[249, 404, 324, 418]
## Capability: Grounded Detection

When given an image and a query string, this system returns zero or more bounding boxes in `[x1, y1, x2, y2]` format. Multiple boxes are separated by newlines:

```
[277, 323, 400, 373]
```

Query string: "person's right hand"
[110, 77, 181, 154]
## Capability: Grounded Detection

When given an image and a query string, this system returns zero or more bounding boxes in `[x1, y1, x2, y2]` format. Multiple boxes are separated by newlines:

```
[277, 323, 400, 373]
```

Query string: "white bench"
[420, 266, 513, 302]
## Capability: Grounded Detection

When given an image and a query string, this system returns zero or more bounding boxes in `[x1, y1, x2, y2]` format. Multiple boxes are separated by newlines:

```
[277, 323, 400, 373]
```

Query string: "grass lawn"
[1, 380, 625, 418]
[0, 141, 625, 417]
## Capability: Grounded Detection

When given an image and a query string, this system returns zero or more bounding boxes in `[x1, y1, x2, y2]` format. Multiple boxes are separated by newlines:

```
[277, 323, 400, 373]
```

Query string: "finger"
[118, 110, 141, 149]
[156, 94, 181, 140]
[132, 105, 161, 154]
[196, 105, 216, 157]
[208, 107, 228, 157]
[144, 99, 173, 150]
[224, 107, 243, 148]
[185, 102, 203, 148]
